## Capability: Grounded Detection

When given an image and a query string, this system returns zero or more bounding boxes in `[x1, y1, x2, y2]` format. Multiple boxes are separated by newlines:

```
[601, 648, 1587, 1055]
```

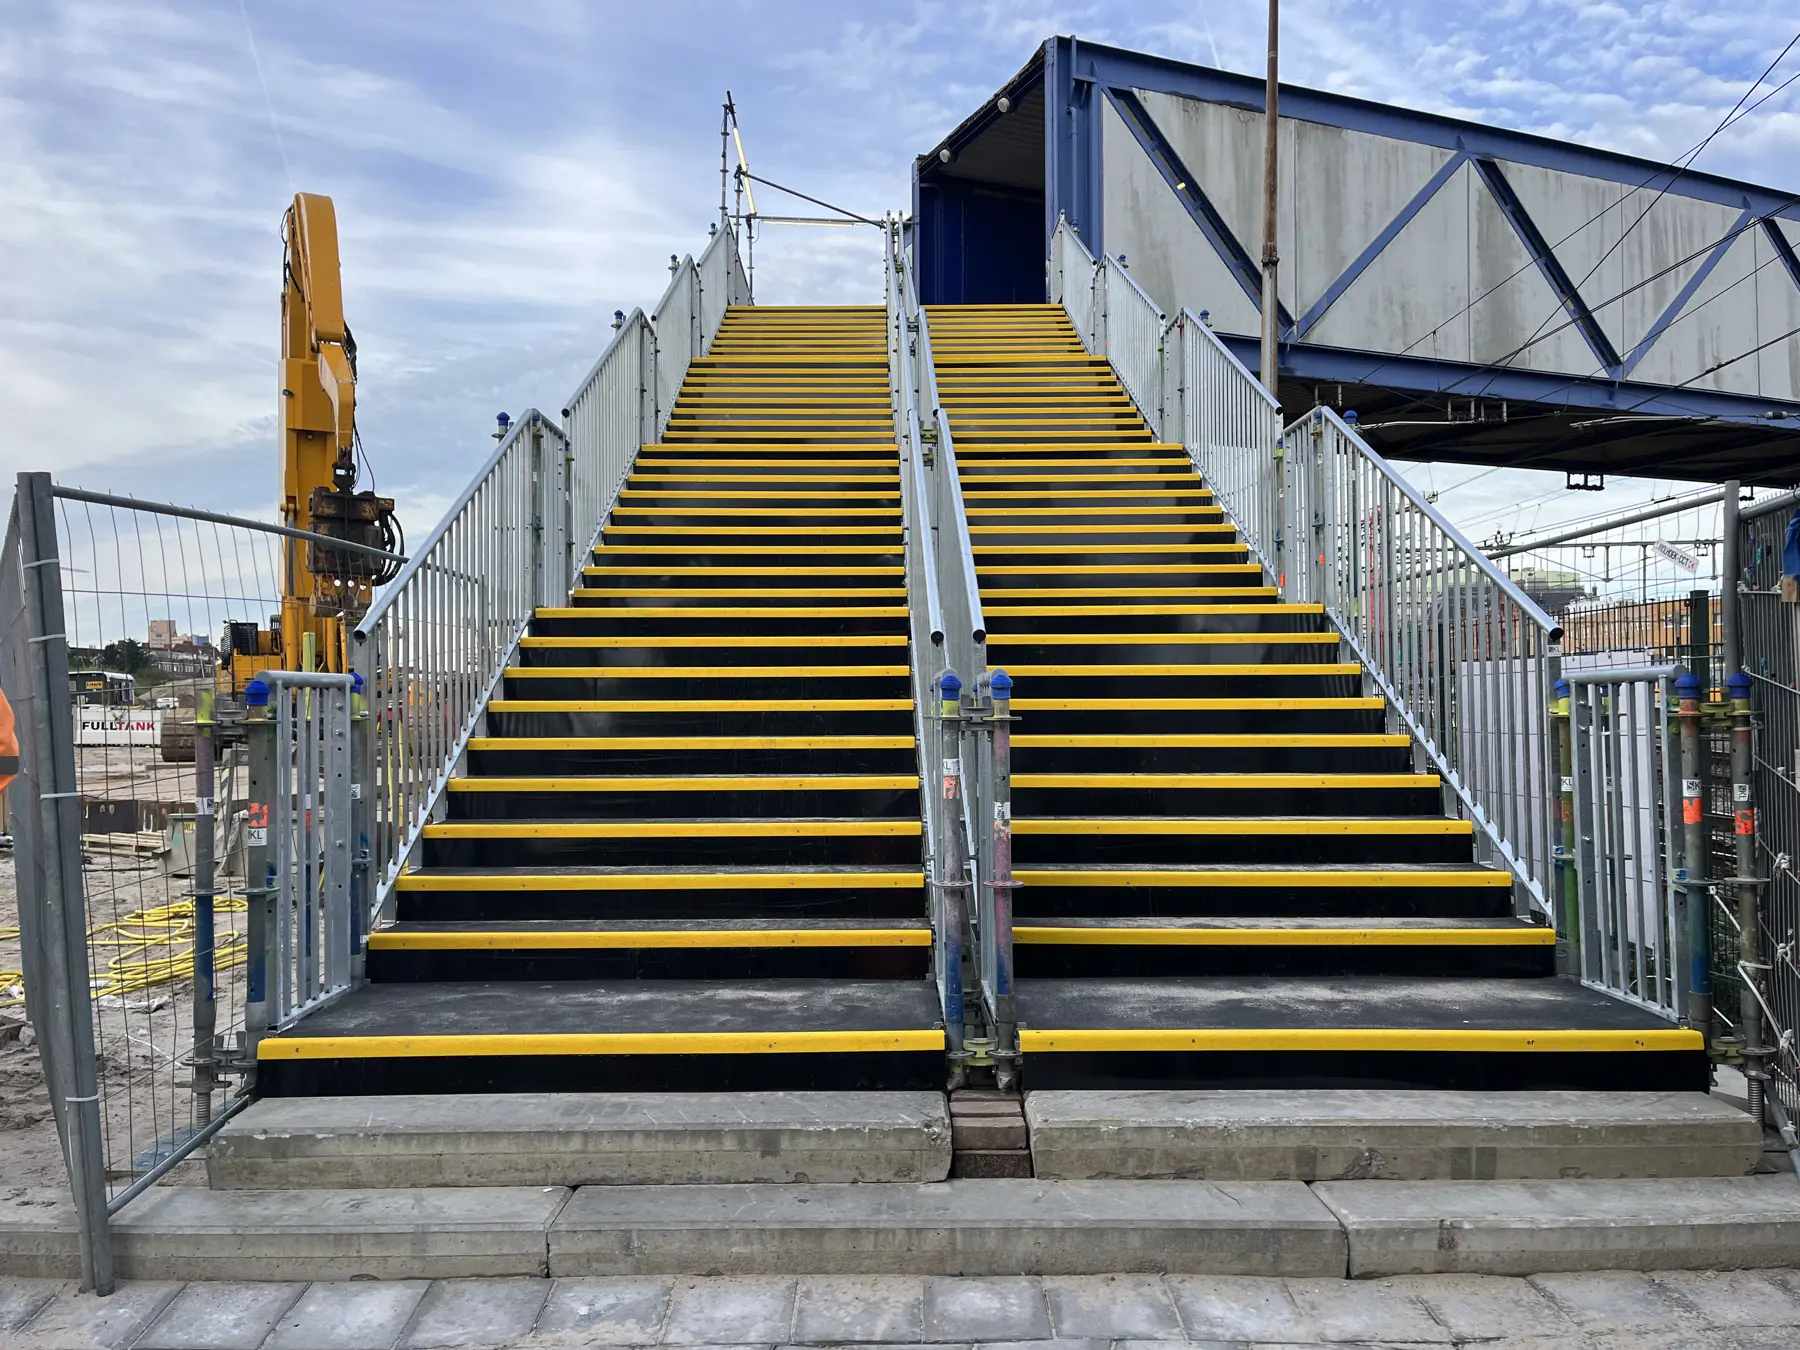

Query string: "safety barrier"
[356, 225, 745, 918]
[889, 228, 1014, 1086]
[1557, 666, 1691, 1020]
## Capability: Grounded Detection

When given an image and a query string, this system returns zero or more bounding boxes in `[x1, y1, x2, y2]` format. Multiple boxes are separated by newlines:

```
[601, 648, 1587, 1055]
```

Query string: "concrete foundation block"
[1314, 1174, 1800, 1276]
[109, 1186, 569, 1281]
[548, 1179, 1346, 1276]
[208, 1091, 951, 1188]
[0, 1190, 80, 1280]
[1026, 1090, 1762, 1181]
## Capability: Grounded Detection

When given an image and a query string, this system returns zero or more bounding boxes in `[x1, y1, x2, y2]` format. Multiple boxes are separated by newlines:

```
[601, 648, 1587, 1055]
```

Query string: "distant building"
[147, 619, 178, 648]
[1504, 566, 1588, 617]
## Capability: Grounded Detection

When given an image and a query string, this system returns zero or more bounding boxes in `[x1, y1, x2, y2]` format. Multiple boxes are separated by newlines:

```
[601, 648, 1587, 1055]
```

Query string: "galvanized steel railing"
[889, 226, 1017, 1084]
[1559, 665, 1691, 1020]
[1050, 215, 1168, 440]
[1282, 406, 1564, 915]
[356, 225, 744, 914]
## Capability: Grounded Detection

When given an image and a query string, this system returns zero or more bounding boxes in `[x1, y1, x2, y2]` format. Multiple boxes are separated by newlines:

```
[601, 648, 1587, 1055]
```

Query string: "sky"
[3, 0, 1799, 549]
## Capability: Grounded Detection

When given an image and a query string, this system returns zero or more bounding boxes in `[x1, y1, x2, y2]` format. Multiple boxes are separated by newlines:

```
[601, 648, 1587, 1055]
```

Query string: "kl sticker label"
[247, 802, 269, 847]
[1735, 782, 1752, 802]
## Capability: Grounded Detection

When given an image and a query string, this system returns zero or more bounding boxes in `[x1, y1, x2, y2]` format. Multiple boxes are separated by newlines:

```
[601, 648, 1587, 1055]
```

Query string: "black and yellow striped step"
[1013, 916, 1551, 978]
[365, 919, 932, 981]
[444, 773, 920, 822]
[255, 980, 946, 1096]
[497, 664, 909, 702]
[514, 633, 908, 663]
[466, 732, 915, 775]
[981, 663, 1364, 699]
[422, 816, 922, 869]
[1010, 975, 1706, 1091]
[1003, 732, 1412, 774]
[526, 604, 907, 637]
[1010, 771, 1445, 818]
[1012, 815, 1474, 865]
[1008, 862, 1513, 920]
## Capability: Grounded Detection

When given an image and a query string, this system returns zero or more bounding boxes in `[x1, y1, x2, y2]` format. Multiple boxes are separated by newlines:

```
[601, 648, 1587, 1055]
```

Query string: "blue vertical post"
[981, 667, 1017, 1090]
[1675, 670, 1712, 1045]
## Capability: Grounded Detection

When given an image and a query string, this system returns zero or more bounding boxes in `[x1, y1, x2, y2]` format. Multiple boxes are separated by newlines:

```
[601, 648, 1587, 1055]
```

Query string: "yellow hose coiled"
[0, 899, 249, 1009]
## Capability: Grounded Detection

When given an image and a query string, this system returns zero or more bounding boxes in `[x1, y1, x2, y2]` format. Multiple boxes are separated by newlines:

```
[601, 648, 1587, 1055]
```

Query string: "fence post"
[242, 678, 276, 1057]
[1676, 670, 1713, 1045]
[349, 672, 373, 983]
[191, 688, 219, 1124]
[14, 472, 114, 1293]
[1552, 680, 1580, 976]
[978, 668, 1017, 1091]
[1729, 669, 1770, 1125]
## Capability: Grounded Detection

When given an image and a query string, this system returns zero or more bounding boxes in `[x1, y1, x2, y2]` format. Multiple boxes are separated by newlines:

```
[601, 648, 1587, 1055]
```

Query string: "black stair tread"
[376, 917, 932, 934]
[1015, 814, 1465, 825]
[426, 816, 922, 831]
[1012, 915, 1539, 931]
[265, 979, 943, 1041]
[1013, 975, 1692, 1037]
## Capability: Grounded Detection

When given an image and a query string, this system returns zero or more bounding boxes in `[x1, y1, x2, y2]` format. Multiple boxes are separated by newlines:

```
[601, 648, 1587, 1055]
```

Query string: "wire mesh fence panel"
[36, 489, 285, 1195]
[1739, 503, 1800, 1109]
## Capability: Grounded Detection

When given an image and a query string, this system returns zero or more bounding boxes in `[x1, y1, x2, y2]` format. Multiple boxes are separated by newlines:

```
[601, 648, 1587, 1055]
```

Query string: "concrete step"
[0, 1185, 568, 1281]
[1316, 1174, 1800, 1275]
[547, 1179, 1344, 1275]
[1025, 1089, 1761, 1180]
[208, 1091, 951, 1188]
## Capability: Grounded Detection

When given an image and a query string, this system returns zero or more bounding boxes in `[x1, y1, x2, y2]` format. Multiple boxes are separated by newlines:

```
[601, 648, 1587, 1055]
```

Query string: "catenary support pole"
[1259, 0, 1281, 403]
[935, 669, 968, 1089]
[1552, 679, 1579, 976]
[1721, 482, 1742, 678]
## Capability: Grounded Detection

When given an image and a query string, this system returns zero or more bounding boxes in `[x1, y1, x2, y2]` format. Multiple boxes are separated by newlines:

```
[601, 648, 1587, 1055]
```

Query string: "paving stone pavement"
[4, 1271, 1800, 1349]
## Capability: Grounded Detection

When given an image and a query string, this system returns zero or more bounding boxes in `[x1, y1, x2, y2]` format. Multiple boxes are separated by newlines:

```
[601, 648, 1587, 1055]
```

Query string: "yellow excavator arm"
[223, 192, 399, 694]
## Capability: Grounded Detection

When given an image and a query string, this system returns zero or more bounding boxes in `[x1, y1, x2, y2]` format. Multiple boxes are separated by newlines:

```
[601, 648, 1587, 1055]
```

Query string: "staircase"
[256, 306, 945, 1095]
[924, 303, 1709, 1093]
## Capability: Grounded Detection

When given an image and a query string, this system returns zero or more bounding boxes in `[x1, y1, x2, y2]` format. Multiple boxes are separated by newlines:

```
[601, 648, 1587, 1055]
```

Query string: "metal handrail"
[1284, 405, 1563, 913]
[355, 226, 742, 913]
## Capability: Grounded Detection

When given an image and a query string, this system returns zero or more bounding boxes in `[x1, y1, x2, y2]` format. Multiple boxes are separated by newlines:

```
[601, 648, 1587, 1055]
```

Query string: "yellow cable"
[0, 899, 250, 1009]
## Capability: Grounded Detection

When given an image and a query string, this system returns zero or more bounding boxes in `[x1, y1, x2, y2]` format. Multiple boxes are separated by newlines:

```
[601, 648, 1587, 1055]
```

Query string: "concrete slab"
[548, 1179, 1345, 1276]
[534, 1276, 673, 1341]
[1042, 1274, 1184, 1339]
[1026, 1090, 1761, 1181]
[132, 1281, 305, 1350]
[396, 1277, 550, 1348]
[0, 1190, 79, 1279]
[1384, 1273, 1578, 1340]
[13, 1278, 182, 1348]
[0, 1277, 61, 1331]
[922, 1276, 1051, 1340]
[661, 1276, 796, 1344]
[1164, 1275, 1309, 1341]
[209, 1092, 951, 1188]
[1282, 1276, 1452, 1342]
[1315, 1174, 1800, 1276]
[1528, 1271, 1710, 1332]
[791, 1275, 924, 1343]
[111, 1186, 569, 1281]
[263, 1279, 429, 1349]
[1649, 1268, 1800, 1327]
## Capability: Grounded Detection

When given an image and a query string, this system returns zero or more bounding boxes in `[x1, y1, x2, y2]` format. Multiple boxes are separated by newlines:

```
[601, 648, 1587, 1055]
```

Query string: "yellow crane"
[221, 192, 401, 691]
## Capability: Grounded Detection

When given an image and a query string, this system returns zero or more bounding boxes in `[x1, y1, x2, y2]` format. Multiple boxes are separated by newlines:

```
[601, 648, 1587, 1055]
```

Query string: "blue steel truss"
[1022, 35, 1800, 423]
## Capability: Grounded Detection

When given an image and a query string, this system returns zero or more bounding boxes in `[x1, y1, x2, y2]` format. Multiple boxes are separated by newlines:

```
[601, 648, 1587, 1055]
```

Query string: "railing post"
[1676, 670, 1713, 1045]
[1552, 680, 1579, 976]
[1729, 669, 1770, 1125]
[935, 668, 968, 1089]
[977, 667, 1017, 1091]
[13, 472, 113, 1293]
[190, 688, 219, 1124]
[242, 677, 276, 1057]
[349, 671, 374, 984]
[1570, 683, 1601, 985]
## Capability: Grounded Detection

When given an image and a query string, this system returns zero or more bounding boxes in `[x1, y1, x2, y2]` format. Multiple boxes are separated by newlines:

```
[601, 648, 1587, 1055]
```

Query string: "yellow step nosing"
[1018, 1028, 1704, 1054]
[1008, 734, 1409, 748]
[468, 735, 914, 750]
[543, 605, 909, 618]
[396, 870, 922, 891]
[1011, 868, 1511, 888]
[983, 604, 1315, 616]
[258, 1029, 946, 1060]
[1011, 772, 1440, 789]
[498, 665, 909, 679]
[1007, 698, 1382, 710]
[995, 663, 1362, 676]
[1011, 817, 1472, 835]
[368, 928, 931, 951]
[424, 819, 921, 839]
[446, 774, 919, 792]
[1012, 925, 1551, 946]
[984, 632, 1339, 645]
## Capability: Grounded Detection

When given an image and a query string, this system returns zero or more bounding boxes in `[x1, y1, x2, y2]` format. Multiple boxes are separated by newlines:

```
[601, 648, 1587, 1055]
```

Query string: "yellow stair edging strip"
[259, 1030, 946, 1060]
